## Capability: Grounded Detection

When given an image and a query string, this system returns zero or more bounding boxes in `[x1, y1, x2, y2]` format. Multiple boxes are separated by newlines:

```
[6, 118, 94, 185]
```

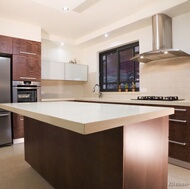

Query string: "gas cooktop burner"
[136, 96, 179, 101]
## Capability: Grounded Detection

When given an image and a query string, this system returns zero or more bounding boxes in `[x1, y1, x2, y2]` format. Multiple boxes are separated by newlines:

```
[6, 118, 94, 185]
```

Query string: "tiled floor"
[0, 143, 190, 189]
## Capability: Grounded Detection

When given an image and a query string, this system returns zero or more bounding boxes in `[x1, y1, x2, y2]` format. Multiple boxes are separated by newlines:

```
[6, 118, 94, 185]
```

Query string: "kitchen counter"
[76, 97, 190, 106]
[0, 101, 173, 189]
[42, 97, 190, 106]
[0, 101, 173, 134]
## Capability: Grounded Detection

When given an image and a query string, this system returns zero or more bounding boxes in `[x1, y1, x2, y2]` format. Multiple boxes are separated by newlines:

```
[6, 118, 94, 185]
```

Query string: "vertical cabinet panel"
[0, 35, 12, 54]
[13, 113, 24, 139]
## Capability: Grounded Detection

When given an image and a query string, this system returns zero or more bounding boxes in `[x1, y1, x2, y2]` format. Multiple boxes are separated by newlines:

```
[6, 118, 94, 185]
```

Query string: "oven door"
[13, 86, 40, 103]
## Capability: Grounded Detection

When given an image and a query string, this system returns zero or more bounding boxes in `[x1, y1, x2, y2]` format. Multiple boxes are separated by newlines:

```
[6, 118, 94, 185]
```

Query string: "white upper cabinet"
[42, 60, 65, 80]
[64, 63, 88, 81]
[41, 60, 88, 81]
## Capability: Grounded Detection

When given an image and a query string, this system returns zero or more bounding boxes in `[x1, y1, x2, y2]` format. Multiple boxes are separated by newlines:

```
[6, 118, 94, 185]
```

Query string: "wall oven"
[12, 81, 41, 103]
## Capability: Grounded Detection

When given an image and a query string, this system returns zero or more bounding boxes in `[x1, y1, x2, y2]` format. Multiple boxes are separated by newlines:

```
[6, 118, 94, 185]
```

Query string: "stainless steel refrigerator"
[0, 56, 12, 146]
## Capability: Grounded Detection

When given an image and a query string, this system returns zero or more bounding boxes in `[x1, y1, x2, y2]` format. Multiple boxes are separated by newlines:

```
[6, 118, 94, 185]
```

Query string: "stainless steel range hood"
[131, 14, 190, 63]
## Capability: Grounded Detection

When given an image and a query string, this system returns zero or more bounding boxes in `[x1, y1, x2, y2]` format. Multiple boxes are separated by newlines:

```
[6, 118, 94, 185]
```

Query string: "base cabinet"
[76, 100, 190, 168]
[24, 116, 168, 189]
[13, 113, 24, 139]
[168, 107, 190, 163]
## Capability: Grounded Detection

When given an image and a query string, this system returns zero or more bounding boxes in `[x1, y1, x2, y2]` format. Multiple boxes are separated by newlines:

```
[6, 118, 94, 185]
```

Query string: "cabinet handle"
[169, 140, 186, 146]
[0, 113, 9, 117]
[20, 51, 36, 55]
[174, 108, 186, 112]
[20, 77, 36, 80]
[169, 119, 187, 123]
[19, 118, 24, 121]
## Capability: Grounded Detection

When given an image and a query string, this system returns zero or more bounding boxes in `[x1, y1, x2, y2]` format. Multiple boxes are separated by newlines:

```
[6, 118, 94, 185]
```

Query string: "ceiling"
[0, 0, 190, 45]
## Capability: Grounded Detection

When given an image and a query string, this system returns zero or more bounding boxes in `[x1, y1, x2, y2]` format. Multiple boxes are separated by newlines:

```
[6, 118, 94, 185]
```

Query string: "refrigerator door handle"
[0, 113, 10, 117]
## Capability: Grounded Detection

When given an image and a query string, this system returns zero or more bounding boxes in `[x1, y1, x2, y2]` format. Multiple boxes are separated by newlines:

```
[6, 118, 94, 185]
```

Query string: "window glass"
[99, 42, 139, 92]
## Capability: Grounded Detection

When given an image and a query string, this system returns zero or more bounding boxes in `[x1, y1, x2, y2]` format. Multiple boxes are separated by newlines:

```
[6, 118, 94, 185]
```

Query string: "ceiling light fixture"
[104, 33, 108, 38]
[61, 42, 64, 46]
[62, 6, 69, 12]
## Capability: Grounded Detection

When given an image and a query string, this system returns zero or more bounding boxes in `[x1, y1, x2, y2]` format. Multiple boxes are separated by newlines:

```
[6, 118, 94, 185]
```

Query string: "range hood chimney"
[131, 14, 190, 63]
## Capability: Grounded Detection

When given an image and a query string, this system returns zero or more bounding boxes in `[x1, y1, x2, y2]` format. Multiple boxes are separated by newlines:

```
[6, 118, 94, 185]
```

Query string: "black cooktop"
[133, 96, 184, 101]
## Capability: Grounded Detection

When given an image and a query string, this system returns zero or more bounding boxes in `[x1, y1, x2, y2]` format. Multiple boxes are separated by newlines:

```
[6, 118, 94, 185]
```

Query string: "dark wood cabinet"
[0, 35, 12, 54]
[12, 38, 41, 56]
[12, 38, 41, 81]
[168, 106, 190, 163]
[0, 35, 41, 139]
[13, 113, 24, 139]
[76, 100, 190, 168]
[12, 54, 41, 80]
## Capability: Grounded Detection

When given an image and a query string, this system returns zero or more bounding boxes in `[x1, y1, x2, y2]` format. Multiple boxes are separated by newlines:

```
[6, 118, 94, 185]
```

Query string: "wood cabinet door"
[12, 38, 41, 56]
[0, 35, 12, 54]
[13, 113, 24, 139]
[13, 54, 41, 81]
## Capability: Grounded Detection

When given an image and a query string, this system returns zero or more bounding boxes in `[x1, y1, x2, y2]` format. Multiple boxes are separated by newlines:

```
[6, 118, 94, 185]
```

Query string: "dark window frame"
[99, 42, 139, 92]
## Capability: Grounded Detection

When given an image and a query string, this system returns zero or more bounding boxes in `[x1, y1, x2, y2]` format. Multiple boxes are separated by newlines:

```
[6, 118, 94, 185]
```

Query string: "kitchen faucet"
[92, 84, 102, 98]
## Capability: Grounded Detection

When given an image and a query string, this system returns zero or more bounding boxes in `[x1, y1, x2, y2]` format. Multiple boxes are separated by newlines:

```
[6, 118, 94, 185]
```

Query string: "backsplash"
[41, 80, 85, 99]
[140, 57, 190, 100]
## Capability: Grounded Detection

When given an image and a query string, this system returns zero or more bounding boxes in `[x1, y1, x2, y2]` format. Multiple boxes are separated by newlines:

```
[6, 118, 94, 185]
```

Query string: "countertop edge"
[0, 102, 174, 135]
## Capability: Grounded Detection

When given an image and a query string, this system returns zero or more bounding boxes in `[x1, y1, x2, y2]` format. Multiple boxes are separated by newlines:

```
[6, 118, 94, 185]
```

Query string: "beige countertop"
[42, 97, 190, 107]
[0, 101, 173, 135]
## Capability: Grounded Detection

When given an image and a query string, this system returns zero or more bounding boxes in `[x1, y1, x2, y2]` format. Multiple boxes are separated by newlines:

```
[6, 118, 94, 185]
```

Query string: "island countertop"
[0, 101, 174, 134]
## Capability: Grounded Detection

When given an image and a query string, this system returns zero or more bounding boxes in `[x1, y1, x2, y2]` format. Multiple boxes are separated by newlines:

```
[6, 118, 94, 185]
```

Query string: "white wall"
[81, 12, 190, 100]
[0, 17, 41, 41]
[42, 39, 81, 63]
[80, 25, 151, 98]
[173, 12, 190, 54]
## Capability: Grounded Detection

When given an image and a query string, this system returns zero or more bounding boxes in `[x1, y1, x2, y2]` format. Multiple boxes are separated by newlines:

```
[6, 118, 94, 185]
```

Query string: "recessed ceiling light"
[62, 6, 69, 11]
[104, 33, 108, 38]
[61, 42, 64, 46]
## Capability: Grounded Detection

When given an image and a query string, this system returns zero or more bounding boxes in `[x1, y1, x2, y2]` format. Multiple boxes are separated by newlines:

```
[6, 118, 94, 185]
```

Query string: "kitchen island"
[0, 101, 174, 189]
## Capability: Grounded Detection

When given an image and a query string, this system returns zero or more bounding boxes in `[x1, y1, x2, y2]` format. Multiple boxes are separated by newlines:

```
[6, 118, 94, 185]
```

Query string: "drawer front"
[169, 121, 188, 142]
[169, 142, 190, 162]
[169, 106, 190, 119]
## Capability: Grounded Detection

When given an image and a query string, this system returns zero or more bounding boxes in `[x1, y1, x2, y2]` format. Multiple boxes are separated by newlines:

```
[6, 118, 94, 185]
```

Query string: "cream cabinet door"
[64, 63, 88, 81]
[41, 60, 65, 80]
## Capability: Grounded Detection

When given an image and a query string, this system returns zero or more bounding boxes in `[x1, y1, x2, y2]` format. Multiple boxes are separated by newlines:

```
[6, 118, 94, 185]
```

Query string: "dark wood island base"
[24, 116, 169, 189]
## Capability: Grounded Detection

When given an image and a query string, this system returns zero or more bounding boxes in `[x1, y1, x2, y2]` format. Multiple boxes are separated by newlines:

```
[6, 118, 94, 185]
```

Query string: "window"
[99, 42, 139, 92]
